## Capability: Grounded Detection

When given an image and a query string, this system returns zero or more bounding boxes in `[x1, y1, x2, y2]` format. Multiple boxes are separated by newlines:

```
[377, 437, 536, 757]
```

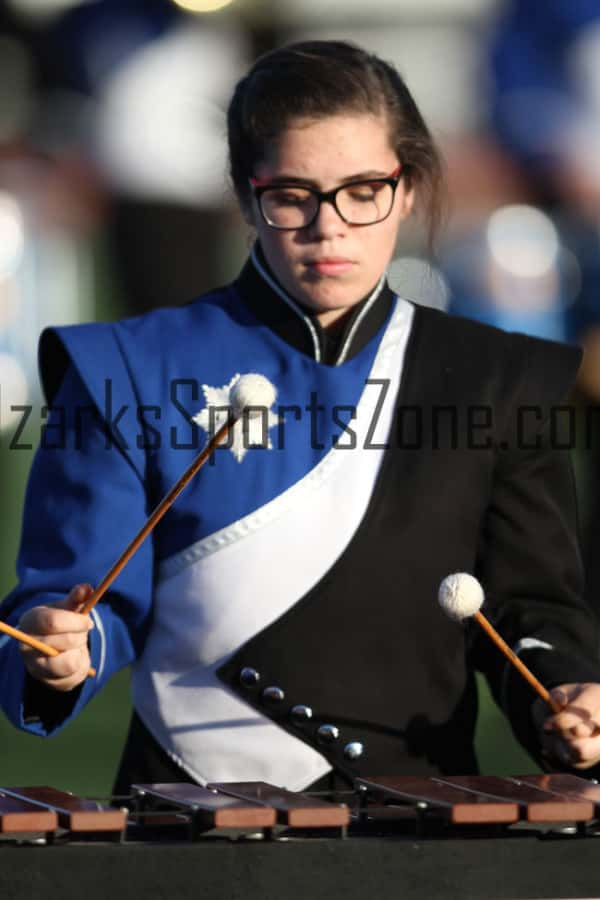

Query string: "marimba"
[1, 774, 600, 900]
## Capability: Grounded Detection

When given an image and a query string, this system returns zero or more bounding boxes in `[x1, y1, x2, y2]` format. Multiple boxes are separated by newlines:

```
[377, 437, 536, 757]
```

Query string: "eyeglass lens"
[260, 181, 395, 228]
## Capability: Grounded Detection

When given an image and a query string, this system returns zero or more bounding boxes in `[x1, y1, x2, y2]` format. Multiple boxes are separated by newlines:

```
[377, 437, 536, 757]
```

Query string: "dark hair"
[227, 40, 444, 250]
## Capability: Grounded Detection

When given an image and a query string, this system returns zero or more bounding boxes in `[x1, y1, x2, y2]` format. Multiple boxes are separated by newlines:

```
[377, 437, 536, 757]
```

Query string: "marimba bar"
[357, 774, 596, 824]
[434, 775, 594, 822]
[0, 789, 57, 833]
[513, 772, 600, 804]
[0, 786, 126, 832]
[1, 774, 599, 840]
[208, 781, 350, 828]
[132, 782, 277, 829]
[357, 776, 520, 824]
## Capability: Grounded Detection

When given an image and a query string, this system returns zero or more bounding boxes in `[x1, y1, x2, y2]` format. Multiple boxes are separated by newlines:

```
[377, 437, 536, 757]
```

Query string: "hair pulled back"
[227, 40, 444, 249]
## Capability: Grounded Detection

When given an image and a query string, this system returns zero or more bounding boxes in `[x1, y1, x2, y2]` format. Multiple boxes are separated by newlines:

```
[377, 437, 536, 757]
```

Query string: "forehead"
[256, 113, 397, 182]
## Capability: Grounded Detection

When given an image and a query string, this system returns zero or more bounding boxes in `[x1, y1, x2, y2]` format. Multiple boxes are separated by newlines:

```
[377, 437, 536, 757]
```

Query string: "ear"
[397, 185, 415, 221]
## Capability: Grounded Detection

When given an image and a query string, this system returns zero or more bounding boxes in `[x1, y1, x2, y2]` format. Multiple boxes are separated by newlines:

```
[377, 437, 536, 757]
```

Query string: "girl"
[2, 41, 600, 791]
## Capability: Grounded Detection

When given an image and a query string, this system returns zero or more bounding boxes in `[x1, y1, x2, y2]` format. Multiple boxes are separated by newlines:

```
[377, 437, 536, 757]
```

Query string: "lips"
[307, 258, 355, 275]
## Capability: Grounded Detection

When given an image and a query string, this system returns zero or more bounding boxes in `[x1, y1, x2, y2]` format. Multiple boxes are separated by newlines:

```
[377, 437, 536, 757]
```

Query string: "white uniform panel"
[132, 299, 414, 788]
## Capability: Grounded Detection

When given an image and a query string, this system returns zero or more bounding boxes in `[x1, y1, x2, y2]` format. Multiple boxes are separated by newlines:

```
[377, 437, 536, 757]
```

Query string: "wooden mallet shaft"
[474, 610, 562, 714]
[0, 620, 96, 678]
[80, 417, 235, 616]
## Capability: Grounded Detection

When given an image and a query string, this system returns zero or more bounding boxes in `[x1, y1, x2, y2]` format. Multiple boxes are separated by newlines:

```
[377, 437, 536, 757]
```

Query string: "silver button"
[239, 667, 260, 687]
[290, 704, 313, 721]
[343, 741, 364, 761]
[262, 685, 285, 702]
[316, 724, 340, 743]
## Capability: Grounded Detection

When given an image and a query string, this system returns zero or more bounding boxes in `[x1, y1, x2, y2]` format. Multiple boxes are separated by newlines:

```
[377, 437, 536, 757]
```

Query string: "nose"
[308, 197, 348, 239]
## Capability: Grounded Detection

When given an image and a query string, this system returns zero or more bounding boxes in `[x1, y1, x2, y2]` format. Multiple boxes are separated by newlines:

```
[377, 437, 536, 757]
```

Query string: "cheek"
[366, 219, 401, 267]
[257, 228, 299, 278]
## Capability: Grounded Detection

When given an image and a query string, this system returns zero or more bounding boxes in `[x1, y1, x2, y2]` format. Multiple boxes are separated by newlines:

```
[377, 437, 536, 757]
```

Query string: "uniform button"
[316, 724, 340, 743]
[343, 741, 364, 760]
[239, 667, 260, 687]
[262, 685, 285, 702]
[290, 704, 313, 721]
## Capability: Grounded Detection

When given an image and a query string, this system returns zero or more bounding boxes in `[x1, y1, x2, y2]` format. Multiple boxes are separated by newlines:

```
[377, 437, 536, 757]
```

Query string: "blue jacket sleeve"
[0, 346, 153, 735]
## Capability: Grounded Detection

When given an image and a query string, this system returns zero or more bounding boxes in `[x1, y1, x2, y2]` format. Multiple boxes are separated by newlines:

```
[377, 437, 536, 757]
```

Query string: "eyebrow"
[259, 170, 391, 187]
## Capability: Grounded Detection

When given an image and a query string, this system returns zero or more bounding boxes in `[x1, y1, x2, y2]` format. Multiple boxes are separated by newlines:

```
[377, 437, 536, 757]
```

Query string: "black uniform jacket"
[15, 253, 600, 789]
[216, 300, 600, 780]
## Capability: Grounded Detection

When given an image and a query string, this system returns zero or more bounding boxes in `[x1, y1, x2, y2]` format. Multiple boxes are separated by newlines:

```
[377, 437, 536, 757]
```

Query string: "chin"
[298, 277, 365, 310]
[302, 289, 362, 315]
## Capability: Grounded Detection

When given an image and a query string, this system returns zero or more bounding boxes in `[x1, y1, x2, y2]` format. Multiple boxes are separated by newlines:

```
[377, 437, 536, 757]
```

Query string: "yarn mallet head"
[438, 572, 484, 621]
[230, 374, 277, 419]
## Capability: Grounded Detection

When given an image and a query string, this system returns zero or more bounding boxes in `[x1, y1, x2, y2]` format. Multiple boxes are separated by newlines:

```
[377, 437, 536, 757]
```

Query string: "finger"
[27, 664, 89, 693]
[569, 721, 599, 739]
[567, 746, 600, 769]
[19, 605, 94, 637]
[569, 683, 600, 720]
[542, 731, 600, 768]
[23, 647, 90, 682]
[549, 686, 576, 707]
[562, 733, 600, 763]
[544, 684, 600, 734]
[20, 630, 90, 654]
[534, 688, 576, 732]
[55, 584, 95, 613]
[545, 684, 582, 724]
[547, 710, 594, 734]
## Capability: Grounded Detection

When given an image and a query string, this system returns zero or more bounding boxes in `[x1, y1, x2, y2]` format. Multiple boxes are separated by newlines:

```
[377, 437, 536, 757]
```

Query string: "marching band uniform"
[1, 245, 599, 790]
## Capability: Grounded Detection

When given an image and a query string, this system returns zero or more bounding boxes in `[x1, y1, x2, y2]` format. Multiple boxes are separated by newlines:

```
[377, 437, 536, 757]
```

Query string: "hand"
[18, 584, 95, 692]
[532, 683, 600, 770]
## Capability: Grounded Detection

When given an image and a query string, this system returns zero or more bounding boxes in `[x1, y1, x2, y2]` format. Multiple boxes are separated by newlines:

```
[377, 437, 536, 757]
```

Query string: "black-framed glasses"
[249, 165, 403, 230]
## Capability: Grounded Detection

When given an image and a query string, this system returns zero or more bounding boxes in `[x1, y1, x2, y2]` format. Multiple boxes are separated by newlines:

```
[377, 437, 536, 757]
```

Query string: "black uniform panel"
[218, 306, 598, 779]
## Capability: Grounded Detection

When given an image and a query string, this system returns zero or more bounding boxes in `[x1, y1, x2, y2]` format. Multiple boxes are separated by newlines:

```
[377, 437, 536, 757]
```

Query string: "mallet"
[1, 374, 277, 675]
[80, 373, 277, 615]
[438, 572, 561, 714]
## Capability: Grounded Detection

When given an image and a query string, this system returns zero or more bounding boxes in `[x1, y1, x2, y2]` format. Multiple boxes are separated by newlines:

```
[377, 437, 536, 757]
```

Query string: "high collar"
[234, 244, 395, 366]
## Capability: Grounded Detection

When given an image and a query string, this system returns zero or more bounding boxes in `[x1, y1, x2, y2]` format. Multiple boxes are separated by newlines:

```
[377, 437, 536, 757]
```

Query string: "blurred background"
[2, 0, 600, 796]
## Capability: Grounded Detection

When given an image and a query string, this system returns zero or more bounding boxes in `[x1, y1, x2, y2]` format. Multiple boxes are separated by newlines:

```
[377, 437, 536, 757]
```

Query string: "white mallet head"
[438, 572, 484, 622]
[230, 373, 277, 418]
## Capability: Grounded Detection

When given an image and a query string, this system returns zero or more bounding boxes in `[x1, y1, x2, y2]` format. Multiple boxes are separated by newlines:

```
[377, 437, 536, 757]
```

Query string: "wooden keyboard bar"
[1, 787, 126, 832]
[0, 790, 58, 833]
[357, 776, 519, 825]
[132, 783, 276, 829]
[433, 776, 594, 823]
[208, 782, 350, 828]
[512, 773, 600, 812]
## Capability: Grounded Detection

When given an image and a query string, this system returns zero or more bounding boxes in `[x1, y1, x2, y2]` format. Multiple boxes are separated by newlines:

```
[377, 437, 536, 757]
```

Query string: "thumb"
[55, 583, 95, 615]
[550, 685, 580, 708]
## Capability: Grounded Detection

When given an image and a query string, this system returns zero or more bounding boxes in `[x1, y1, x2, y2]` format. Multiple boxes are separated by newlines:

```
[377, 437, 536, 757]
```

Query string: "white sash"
[131, 299, 414, 789]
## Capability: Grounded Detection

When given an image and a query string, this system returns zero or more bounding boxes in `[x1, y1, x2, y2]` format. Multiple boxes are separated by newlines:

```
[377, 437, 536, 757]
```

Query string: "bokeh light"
[0, 193, 25, 281]
[170, 0, 236, 13]
[486, 205, 560, 279]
